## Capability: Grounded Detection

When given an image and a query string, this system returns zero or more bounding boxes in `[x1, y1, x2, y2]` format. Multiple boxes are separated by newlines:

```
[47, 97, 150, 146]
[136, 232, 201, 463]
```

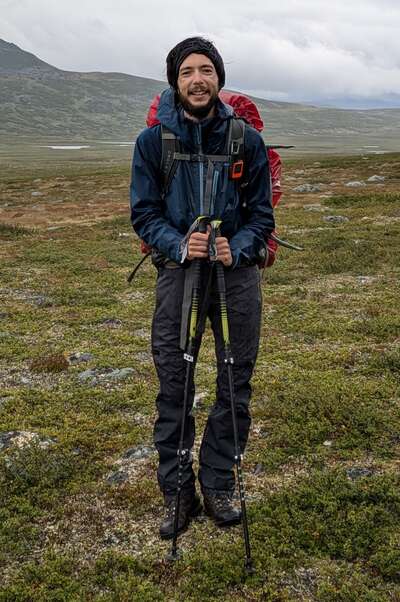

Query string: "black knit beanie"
[166, 37, 225, 91]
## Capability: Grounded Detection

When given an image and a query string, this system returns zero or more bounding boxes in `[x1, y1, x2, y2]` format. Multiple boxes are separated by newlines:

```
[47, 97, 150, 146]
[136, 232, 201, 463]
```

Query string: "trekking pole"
[269, 232, 304, 251]
[265, 144, 295, 150]
[210, 220, 254, 576]
[127, 251, 151, 283]
[167, 217, 208, 562]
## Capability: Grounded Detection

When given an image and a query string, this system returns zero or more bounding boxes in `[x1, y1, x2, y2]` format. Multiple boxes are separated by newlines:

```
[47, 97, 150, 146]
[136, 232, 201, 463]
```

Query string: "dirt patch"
[1, 160, 399, 229]
[0, 173, 130, 229]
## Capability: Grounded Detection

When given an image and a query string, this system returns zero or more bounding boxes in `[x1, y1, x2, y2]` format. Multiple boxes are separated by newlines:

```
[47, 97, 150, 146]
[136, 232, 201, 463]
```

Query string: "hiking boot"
[203, 489, 241, 527]
[159, 491, 202, 540]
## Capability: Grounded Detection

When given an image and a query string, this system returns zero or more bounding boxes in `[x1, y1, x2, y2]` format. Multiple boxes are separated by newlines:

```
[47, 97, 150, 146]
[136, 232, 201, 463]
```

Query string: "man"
[130, 37, 274, 539]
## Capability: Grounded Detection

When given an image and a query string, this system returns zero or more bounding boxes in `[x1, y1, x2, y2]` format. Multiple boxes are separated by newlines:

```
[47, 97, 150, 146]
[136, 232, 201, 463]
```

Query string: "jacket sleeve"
[130, 127, 183, 263]
[229, 126, 275, 268]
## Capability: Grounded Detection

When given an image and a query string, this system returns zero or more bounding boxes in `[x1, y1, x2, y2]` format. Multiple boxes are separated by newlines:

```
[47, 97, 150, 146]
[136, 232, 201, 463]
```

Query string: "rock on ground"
[0, 430, 57, 451]
[106, 445, 156, 485]
[69, 352, 94, 364]
[323, 215, 349, 223]
[99, 318, 122, 328]
[303, 204, 331, 212]
[345, 181, 366, 188]
[367, 175, 385, 182]
[346, 467, 374, 480]
[293, 183, 325, 193]
[78, 367, 135, 385]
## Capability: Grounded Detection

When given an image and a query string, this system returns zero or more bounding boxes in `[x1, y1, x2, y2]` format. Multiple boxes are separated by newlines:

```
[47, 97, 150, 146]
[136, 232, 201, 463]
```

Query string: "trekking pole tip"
[245, 559, 255, 576]
[166, 549, 182, 562]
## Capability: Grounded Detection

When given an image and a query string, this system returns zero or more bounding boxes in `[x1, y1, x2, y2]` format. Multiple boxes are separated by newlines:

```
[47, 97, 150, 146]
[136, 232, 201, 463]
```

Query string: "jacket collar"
[156, 88, 233, 152]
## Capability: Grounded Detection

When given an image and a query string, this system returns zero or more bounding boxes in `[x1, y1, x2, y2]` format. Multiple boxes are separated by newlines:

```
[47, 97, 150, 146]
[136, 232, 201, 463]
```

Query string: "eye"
[179, 68, 192, 77]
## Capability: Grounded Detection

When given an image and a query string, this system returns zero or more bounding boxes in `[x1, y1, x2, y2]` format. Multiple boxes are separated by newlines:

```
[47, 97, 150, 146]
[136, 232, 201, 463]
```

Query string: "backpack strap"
[227, 118, 245, 180]
[160, 118, 246, 198]
[161, 124, 180, 197]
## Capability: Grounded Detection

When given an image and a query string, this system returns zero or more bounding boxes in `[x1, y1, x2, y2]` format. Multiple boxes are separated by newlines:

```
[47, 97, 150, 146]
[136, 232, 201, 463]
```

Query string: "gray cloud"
[1, 0, 400, 107]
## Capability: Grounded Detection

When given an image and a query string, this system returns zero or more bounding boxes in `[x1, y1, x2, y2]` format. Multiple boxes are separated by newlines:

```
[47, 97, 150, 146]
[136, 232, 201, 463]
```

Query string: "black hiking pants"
[151, 263, 262, 494]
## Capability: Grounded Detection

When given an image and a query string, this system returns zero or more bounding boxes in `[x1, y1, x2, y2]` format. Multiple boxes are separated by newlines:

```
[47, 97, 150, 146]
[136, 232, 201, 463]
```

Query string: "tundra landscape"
[1, 147, 399, 600]
[1, 37, 400, 602]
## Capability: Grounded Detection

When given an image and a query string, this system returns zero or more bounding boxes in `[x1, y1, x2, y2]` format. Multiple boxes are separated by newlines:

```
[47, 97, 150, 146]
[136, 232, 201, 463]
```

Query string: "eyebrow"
[179, 64, 215, 72]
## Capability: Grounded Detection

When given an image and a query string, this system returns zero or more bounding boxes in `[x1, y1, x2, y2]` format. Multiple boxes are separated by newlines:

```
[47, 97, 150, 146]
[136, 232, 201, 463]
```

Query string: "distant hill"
[0, 39, 165, 139]
[1, 39, 400, 151]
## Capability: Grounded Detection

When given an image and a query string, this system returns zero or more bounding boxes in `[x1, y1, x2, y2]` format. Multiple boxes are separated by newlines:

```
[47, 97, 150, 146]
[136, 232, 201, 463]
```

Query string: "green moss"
[327, 192, 399, 208]
[252, 470, 400, 565]
[1, 153, 400, 599]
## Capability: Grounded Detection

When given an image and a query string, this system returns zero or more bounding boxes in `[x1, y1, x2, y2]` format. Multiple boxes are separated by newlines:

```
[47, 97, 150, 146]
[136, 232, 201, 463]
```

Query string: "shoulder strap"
[161, 125, 180, 196]
[227, 117, 245, 180]
[227, 118, 244, 157]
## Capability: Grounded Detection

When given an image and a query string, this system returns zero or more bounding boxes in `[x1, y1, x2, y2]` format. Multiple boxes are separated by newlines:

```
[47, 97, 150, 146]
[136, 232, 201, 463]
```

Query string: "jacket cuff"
[230, 250, 241, 270]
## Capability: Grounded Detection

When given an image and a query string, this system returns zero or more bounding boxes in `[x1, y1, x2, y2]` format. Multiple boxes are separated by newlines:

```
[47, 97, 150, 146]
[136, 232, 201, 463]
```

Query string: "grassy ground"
[0, 152, 399, 600]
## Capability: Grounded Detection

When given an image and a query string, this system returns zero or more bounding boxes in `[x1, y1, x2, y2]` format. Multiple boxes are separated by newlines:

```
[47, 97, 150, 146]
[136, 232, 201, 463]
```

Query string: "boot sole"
[204, 507, 242, 527]
[160, 500, 203, 540]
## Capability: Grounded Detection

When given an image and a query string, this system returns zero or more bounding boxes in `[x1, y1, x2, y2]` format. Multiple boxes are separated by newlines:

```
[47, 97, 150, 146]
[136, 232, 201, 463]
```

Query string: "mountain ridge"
[1, 38, 400, 150]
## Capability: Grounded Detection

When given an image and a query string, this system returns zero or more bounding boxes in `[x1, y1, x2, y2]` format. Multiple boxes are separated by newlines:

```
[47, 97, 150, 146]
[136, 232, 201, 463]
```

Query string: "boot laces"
[165, 500, 176, 519]
[164, 493, 192, 518]
[212, 491, 234, 511]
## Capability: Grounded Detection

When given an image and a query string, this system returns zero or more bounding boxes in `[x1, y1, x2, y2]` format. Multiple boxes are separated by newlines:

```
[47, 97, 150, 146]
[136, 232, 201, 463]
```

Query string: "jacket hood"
[156, 88, 234, 152]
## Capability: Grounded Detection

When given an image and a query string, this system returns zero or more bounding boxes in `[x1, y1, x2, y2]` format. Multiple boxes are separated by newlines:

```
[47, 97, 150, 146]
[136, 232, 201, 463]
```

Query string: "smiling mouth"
[190, 90, 209, 98]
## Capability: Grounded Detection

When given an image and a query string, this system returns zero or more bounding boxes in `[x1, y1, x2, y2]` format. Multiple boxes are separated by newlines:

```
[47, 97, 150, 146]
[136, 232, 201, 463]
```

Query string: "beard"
[178, 88, 219, 119]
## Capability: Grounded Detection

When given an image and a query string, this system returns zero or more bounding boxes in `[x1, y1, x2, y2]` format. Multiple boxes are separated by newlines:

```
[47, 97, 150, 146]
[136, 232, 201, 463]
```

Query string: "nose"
[191, 68, 205, 84]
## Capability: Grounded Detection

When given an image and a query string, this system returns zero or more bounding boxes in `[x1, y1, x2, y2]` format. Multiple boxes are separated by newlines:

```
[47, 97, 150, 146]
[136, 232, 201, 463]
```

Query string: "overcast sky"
[1, 0, 400, 108]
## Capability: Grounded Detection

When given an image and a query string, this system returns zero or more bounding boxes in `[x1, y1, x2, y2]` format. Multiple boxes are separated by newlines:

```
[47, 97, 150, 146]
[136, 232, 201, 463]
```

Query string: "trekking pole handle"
[208, 219, 222, 262]
[198, 218, 208, 234]
[186, 216, 209, 342]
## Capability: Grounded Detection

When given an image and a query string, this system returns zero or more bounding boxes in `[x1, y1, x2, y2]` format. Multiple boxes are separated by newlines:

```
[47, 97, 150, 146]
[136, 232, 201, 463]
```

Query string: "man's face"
[177, 53, 219, 120]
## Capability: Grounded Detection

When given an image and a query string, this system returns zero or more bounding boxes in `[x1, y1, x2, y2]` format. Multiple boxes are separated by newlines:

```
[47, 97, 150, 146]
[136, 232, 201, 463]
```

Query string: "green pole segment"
[212, 221, 254, 575]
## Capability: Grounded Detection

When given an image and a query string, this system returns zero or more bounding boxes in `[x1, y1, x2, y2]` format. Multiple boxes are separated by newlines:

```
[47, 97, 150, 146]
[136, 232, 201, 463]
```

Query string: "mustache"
[189, 86, 209, 93]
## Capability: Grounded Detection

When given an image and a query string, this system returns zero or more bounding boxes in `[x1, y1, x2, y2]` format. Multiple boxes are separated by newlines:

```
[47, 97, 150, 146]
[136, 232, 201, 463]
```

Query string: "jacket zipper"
[210, 171, 219, 216]
[196, 125, 204, 215]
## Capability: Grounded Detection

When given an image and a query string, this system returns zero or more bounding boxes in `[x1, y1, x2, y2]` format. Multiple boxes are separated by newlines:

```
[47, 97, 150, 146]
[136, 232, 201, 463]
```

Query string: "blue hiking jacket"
[130, 88, 275, 268]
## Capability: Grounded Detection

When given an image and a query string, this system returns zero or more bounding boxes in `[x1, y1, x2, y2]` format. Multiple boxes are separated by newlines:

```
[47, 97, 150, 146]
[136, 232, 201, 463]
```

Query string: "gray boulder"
[0, 396, 10, 408]
[0, 430, 57, 452]
[253, 463, 264, 475]
[367, 175, 385, 183]
[345, 181, 366, 188]
[346, 467, 374, 480]
[133, 351, 152, 363]
[78, 367, 135, 384]
[108, 368, 135, 381]
[304, 204, 330, 212]
[78, 369, 97, 383]
[134, 328, 151, 340]
[106, 470, 129, 485]
[99, 318, 122, 328]
[122, 445, 155, 460]
[323, 216, 349, 223]
[106, 445, 156, 486]
[69, 352, 94, 364]
[293, 183, 324, 193]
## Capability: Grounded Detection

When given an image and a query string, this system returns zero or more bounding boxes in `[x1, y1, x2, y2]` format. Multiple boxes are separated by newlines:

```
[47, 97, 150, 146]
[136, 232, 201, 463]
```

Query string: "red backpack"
[139, 91, 284, 268]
